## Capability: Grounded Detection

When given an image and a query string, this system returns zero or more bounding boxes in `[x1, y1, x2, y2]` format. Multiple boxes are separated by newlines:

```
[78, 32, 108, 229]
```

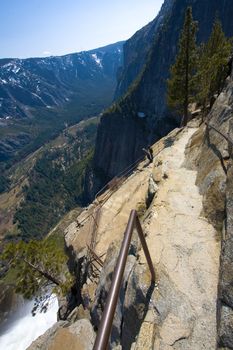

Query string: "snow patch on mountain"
[91, 53, 103, 68]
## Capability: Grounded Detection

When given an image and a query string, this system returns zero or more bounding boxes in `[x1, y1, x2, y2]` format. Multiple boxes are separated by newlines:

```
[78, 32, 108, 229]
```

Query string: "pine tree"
[196, 19, 232, 113]
[1, 236, 74, 315]
[167, 7, 198, 126]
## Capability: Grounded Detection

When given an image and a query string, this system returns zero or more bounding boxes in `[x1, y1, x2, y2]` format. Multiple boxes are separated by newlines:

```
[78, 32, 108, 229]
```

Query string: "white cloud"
[42, 51, 52, 56]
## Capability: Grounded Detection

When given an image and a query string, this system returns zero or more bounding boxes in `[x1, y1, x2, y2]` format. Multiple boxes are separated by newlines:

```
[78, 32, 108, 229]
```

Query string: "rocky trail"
[137, 126, 220, 349]
[52, 123, 221, 350]
[27, 123, 222, 350]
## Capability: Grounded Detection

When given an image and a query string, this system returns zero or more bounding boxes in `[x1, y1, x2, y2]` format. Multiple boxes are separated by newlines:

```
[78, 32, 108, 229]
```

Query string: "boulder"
[66, 305, 90, 323]
[27, 319, 95, 350]
[152, 166, 163, 183]
[146, 175, 158, 207]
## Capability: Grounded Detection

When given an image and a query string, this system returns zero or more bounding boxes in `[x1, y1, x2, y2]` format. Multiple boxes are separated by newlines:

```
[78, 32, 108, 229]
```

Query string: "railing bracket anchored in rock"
[93, 209, 155, 350]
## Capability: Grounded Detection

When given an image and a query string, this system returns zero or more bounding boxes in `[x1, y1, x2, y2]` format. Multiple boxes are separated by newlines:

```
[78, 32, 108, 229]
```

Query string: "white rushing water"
[0, 297, 58, 350]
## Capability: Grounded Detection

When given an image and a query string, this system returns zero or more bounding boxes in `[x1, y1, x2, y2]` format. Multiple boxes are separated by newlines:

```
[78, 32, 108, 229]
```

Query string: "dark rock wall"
[94, 0, 233, 180]
[94, 112, 149, 180]
[114, 0, 174, 99]
[218, 120, 233, 349]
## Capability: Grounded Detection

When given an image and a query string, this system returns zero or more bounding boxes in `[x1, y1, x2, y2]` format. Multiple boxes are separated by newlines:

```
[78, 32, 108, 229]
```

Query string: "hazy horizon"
[1, 0, 164, 59]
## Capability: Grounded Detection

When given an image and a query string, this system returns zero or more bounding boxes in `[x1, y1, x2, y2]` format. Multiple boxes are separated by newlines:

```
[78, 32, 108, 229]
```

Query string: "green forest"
[11, 120, 98, 241]
[167, 10, 232, 124]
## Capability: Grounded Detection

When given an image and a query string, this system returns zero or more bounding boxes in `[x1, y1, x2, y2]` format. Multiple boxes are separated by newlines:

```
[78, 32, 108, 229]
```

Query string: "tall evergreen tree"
[196, 19, 232, 113]
[1, 236, 74, 315]
[167, 7, 198, 126]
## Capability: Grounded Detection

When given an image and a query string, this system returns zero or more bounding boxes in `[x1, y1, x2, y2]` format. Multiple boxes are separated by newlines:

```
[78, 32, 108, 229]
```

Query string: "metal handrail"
[205, 121, 233, 146]
[87, 245, 104, 267]
[94, 155, 144, 201]
[75, 140, 165, 231]
[93, 209, 155, 350]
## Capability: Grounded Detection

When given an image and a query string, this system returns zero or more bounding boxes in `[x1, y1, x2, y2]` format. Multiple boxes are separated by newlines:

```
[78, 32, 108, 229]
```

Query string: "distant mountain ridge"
[0, 42, 124, 167]
[0, 42, 124, 120]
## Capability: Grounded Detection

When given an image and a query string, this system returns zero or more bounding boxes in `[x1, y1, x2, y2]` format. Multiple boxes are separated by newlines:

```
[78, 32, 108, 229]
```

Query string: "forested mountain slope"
[0, 42, 123, 168]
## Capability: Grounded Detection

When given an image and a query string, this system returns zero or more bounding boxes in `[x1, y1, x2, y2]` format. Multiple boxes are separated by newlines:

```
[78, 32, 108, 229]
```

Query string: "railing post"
[93, 210, 135, 350]
[93, 210, 155, 350]
[134, 212, 156, 283]
[205, 121, 233, 146]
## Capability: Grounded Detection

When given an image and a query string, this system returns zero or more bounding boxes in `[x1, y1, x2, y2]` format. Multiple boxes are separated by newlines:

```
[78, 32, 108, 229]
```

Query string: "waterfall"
[0, 296, 58, 350]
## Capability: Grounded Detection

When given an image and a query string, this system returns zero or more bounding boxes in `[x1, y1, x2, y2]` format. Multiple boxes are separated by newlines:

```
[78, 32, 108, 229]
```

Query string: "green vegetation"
[136, 201, 147, 218]
[196, 19, 232, 113]
[12, 120, 97, 241]
[167, 7, 198, 126]
[1, 234, 73, 315]
[167, 9, 232, 123]
[0, 79, 113, 171]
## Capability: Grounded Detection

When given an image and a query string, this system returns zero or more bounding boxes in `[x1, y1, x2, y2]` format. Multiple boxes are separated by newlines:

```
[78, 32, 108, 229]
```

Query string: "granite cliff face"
[114, 0, 174, 99]
[94, 0, 233, 181]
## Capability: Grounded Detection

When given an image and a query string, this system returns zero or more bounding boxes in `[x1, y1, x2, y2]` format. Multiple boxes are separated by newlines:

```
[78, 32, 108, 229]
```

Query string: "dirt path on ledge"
[140, 126, 220, 349]
[65, 125, 219, 349]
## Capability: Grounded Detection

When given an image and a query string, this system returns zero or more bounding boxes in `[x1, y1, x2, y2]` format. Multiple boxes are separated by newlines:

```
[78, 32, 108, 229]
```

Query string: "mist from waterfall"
[0, 296, 58, 350]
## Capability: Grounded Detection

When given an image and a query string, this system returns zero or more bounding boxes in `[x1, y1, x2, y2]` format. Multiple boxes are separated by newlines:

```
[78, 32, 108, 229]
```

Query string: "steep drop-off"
[0, 118, 98, 241]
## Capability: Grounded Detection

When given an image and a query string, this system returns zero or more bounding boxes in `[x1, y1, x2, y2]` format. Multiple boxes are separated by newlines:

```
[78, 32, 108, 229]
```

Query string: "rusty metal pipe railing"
[93, 209, 155, 350]
[94, 155, 144, 201]
[87, 245, 104, 267]
[205, 121, 233, 146]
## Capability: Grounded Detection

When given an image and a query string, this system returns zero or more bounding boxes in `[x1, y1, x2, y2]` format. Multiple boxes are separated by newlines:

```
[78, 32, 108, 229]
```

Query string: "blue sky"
[1, 0, 164, 58]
